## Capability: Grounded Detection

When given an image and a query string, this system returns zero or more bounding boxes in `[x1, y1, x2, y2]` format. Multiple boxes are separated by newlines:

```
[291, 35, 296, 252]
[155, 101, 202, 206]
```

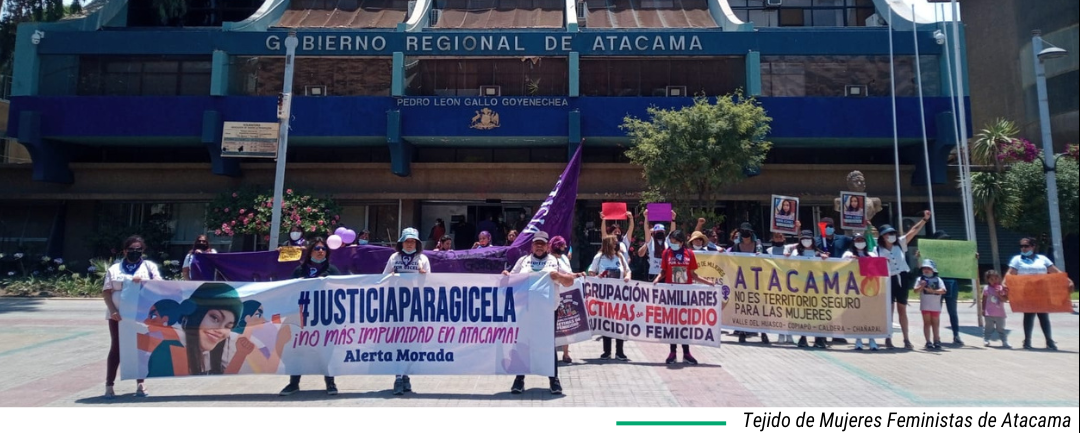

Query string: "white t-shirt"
[1008, 254, 1054, 275]
[103, 260, 161, 319]
[383, 252, 432, 274]
[841, 250, 878, 259]
[510, 253, 571, 274]
[876, 235, 910, 276]
[916, 275, 945, 312]
[589, 252, 631, 280]
[645, 241, 669, 276]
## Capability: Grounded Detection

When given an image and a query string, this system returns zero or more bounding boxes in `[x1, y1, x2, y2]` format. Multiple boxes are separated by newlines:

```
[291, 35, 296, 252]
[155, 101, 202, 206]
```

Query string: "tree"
[69, 0, 82, 15]
[970, 118, 1020, 272]
[999, 154, 1079, 240]
[622, 94, 772, 230]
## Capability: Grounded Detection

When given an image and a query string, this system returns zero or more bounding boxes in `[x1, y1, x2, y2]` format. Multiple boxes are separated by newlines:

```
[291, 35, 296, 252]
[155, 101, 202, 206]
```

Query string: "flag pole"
[888, 6, 905, 225]
[913, 4, 936, 233]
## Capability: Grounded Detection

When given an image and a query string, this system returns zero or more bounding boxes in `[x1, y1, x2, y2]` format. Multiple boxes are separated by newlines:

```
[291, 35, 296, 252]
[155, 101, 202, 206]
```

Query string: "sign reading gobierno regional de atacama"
[694, 252, 891, 339]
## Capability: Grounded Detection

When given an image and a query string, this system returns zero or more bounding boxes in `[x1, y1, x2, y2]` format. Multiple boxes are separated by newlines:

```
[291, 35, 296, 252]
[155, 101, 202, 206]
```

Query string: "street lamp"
[1031, 30, 1067, 272]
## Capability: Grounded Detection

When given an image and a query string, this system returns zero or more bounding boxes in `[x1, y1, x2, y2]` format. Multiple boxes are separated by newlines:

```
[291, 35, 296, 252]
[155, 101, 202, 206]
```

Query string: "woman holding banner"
[279, 237, 341, 396]
[550, 235, 578, 363]
[103, 235, 159, 398]
[653, 230, 715, 364]
[1006, 237, 1074, 351]
[589, 235, 632, 361]
[843, 233, 880, 351]
[875, 210, 931, 350]
[384, 228, 432, 395]
[786, 230, 829, 349]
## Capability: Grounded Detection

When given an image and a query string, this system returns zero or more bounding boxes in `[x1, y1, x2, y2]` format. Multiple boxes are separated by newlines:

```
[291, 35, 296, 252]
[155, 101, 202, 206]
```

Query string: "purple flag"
[506, 144, 583, 266]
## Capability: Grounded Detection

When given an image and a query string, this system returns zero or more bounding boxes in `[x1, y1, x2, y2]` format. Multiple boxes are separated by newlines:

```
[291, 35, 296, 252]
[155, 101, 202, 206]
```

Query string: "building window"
[127, 0, 264, 27]
[761, 55, 940, 97]
[0, 203, 60, 257]
[232, 57, 393, 96]
[78, 57, 212, 96]
[405, 58, 569, 96]
[729, 0, 876, 27]
[579, 58, 745, 97]
[339, 203, 401, 246]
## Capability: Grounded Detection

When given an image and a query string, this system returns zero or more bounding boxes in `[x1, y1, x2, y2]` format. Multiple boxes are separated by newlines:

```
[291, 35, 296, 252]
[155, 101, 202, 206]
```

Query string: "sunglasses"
[312, 246, 329, 252]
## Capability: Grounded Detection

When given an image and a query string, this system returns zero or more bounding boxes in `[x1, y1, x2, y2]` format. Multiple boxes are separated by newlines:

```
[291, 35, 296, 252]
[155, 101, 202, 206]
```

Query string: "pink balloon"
[341, 229, 357, 244]
[326, 235, 344, 250]
[334, 227, 348, 237]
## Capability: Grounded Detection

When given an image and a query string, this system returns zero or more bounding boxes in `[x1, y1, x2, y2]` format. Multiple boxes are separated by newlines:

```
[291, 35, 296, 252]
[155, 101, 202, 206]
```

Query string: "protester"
[503, 231, 576, 394]
[786, 230, 828, 348]
[384, 228, 431, 395]
[285, 226, 306, 247]
[638, 209, 675, 280]
[280, 237, 341, 396]
[914, 259, 947, 350]
[473, 231, 494, 249]
[477, 214, 501, 245]
[766, 231, 794, 344]
[434, 235, 453, 251]
[429, 218, 446, 247]
[589, 235, 632, 361]
[506, 230, 519, 245]
[876, 210, 931, 350]
[981, 270, 1010, 348]
[357, 229, 371, 245]
[601, 210, 635, 255]
[727, 223, 762, 254]
[182, 234, 217, 280]
[689, 230, 718, 252]
[926, 230, 965, 346]
[653, 230, 714, 364]
[1006, 237, 1074, 350]
[549, 235, 579, 363]
[842, 232, 879, 351]
[815, 217, 851, 259]
[147, 282, 243, 376]
[103, 235, 159, 398]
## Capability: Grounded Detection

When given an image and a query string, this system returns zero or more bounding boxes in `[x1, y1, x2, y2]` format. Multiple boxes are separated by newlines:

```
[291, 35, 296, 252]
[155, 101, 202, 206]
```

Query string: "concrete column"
[746, 51, 761, 96]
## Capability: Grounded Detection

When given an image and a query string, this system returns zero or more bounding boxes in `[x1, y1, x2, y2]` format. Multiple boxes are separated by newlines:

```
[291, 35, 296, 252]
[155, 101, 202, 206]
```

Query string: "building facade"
[4, 0, 974, 269]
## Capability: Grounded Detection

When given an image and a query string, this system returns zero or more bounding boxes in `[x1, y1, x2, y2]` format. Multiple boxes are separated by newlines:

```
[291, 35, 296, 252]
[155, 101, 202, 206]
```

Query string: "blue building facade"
[2, 0, 973, 264]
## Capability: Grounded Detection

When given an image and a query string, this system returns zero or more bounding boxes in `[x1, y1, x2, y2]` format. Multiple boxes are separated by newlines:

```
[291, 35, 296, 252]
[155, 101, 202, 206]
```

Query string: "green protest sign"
[918, 239, 978, 279]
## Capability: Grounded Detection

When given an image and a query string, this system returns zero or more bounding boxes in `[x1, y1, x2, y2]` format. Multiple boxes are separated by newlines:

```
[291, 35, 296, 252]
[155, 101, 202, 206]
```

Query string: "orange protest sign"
[1006, 273, 1073, 313]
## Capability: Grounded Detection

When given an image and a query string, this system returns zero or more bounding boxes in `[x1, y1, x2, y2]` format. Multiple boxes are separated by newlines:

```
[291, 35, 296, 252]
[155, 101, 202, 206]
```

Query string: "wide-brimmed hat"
[878, 224, 898, 236]
[689, 231, 709, 244]
[920, 259, 937, 273]
[398, 227, 420, 242]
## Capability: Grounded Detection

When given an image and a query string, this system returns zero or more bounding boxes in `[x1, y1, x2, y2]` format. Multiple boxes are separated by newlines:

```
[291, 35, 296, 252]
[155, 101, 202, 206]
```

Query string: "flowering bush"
[997, 138, 1039, 164]
[206, 187, 342, 240]
[1067, 144, 1078, 161]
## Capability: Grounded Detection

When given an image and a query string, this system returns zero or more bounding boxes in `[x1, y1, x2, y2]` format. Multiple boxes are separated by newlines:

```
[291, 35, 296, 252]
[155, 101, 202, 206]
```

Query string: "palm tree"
[970, 118, 1019, 273]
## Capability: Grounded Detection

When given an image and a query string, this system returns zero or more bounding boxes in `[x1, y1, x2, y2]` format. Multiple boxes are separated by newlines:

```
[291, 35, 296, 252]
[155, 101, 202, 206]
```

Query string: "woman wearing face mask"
[638, 209, 674, 281]
[280, 237, 341, 396]
[103, 235, 160, 398]
[785, 230, 829, 348]
[147, 283, 244, 377]
[385, 228, 432, 395]
[689, 231, 718, 252]
[875, 210, 931, 350]
[842, 233, 880, 350]
[727, 223, 762, 254]
[589, 235, 632, 361]
[766, 231, 794, 344]
[182, 234, 217, 280]
[1006, 237, 1074, 350]
[548, 235, 582, 363]
[285, 226, 306, 247]
[654, 230, 715, 364]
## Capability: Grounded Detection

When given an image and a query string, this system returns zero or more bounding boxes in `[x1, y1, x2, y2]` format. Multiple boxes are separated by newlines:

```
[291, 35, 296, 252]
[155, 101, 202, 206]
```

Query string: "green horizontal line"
[617, 421, 727, 426]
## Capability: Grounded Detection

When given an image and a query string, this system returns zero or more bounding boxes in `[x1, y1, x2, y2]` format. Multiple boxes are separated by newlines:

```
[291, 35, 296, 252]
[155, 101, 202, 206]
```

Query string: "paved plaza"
[0, 298, 1076, 407]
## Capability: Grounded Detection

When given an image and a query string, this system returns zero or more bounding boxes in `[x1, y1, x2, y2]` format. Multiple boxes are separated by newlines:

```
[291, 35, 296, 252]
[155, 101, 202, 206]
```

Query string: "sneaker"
[683, 354, 698, 365]
[854, 340, 864, 350]
[833, 338, 848, 344]
[738, 333, 747, 343]
[326, 383, 338, 396]
[511, 376, 525, 394]
[599, 352, 611, 360]
[615, 353, 629, 361]
[1002, 342, 1011, 349]
[984, 340, 992, 347]
[869, 340, 879, 351]
[925, 342, 934, 350]
[402, 375, 412, 393]
[135, 384, 148, 398]
[797, 337, 809, 348]
[933, 341, 942, 350]
[549, 377, 563, 395]
[392, 378, 405, 395]
[953, 337, 964, 346]
[1023, 341, 1033, 350]
[885, 338, 895, 349]
[1047, 341, 1058, 351]
[279, 383, 300, 396]
[665, 352, 676, 364]
[761, 334, 770, 344]
[104, 386, 116, 400]
[813, 339, 827, 349]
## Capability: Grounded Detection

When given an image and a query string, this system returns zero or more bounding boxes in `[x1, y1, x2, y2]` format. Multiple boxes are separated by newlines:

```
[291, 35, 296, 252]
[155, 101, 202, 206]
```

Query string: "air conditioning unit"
[407, 1, 416, 19]
[305, 85, 327, 96]
[845, 84, 868, 97]
[665, 85, 687, 97]
[766, 0, 782, 7]
[577, 1, 587, 20]
[901, 217, 927, 237]
[480, 85, 501, 96]
[429, 8, 441, 26]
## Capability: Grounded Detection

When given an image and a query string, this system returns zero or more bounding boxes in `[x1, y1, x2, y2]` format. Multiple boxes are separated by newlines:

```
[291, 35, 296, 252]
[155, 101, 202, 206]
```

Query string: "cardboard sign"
[1007, 273, 1073, 313]
[277, 246, 303, 262]
[770, 195, 798, 235]
[918, 239, 978, 280]
[602, 202, 628, 220]
[646, 202, 672, 222]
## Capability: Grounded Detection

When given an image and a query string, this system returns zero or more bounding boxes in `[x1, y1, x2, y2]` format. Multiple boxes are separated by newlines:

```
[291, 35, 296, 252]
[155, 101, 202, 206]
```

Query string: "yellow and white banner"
[695, 252, 892, 338]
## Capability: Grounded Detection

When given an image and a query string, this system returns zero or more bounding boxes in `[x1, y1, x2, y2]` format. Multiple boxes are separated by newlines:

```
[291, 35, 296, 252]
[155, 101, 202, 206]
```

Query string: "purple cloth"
[506, 145, 582, 266]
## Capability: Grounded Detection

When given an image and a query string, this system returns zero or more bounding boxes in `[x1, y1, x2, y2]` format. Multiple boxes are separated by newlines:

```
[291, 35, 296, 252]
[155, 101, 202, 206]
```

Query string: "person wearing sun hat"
[914, 259, 947, 350]
[843, 232, 880, 351]
[875, 210, 931, 350]
[384, 227, 432, 395]
[688, 230, 717, 252]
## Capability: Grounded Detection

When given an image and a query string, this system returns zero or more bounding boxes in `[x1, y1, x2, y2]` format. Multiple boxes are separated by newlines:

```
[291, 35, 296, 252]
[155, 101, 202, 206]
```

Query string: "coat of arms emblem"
[470, 107, 500, 130]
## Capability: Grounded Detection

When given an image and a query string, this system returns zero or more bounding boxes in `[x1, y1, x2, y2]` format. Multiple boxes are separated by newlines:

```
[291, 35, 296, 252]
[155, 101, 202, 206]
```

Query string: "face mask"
[553, 247, 567, 255]
[1021, 250, 1033, 257]
[692, 244, 703, 250]
[740, 230, 752, 239]
[403, 247, 416, 255]
[923, 271, 934, 278]
[311, 257, 326, 264]
[126, 250, 143, 262]
[195, 243, 209, 251]
[358, 239, 369, 245]
[854, 241, 867, 250]
[885, 235, 897, 244]
[289, 232, 302, 241]
[825, 227, 835, 236]
[670, 242, 682, 251]
[801, 239, 813, 248]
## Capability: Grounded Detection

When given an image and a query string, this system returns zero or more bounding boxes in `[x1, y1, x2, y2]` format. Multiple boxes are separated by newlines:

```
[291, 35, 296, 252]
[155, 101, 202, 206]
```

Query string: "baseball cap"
[532, 231, 550, 243]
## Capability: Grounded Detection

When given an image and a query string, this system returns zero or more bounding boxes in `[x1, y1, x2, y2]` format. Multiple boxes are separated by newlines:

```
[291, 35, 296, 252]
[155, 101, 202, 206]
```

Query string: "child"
[981, 270, 1010, 348]
[914, 259, 947, 350]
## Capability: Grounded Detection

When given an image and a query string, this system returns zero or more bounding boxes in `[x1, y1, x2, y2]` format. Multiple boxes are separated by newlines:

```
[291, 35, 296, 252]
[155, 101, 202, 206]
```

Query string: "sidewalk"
[0, 298, 1075, 407]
